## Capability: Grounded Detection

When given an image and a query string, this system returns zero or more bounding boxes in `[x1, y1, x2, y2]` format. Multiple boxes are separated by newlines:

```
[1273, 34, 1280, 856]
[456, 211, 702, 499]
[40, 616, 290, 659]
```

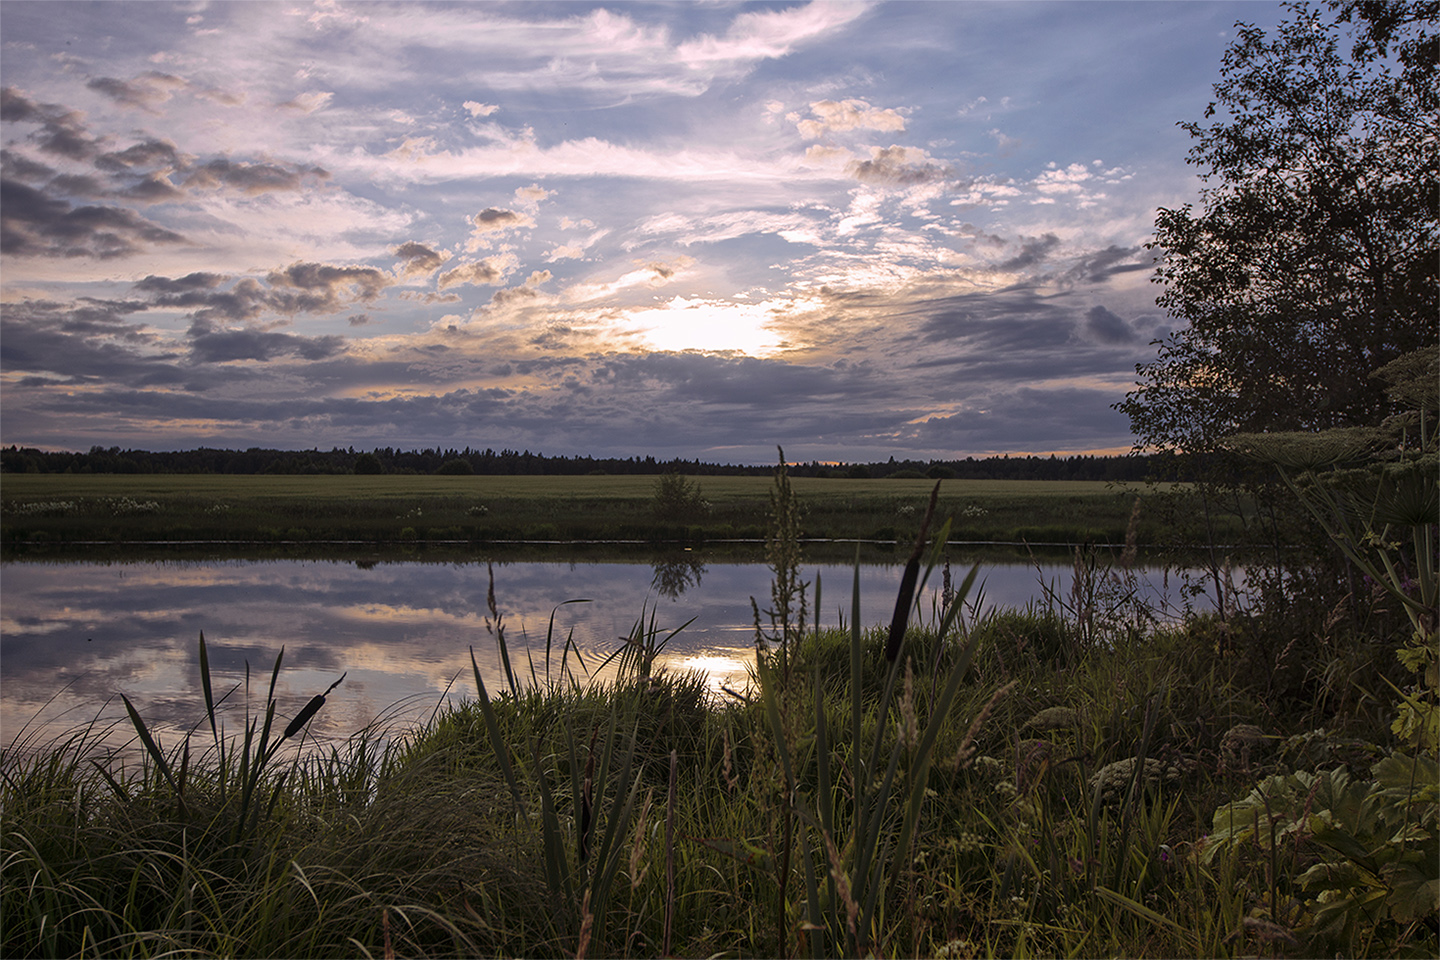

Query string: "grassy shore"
[0, 473, 1205, 549]
[2, 543, 1431, 959]
[6, 460, 1429, 958]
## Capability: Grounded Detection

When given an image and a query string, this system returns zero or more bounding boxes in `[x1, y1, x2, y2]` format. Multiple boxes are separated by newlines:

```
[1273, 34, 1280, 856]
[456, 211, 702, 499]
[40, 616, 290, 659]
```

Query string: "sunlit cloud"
[0, 0, 1287, 461]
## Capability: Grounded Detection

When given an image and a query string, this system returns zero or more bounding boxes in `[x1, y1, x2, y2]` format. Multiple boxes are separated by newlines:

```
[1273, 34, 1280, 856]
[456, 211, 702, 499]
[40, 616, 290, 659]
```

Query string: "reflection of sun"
[627, 297, 783, 356]
[661, 652, 754, 697]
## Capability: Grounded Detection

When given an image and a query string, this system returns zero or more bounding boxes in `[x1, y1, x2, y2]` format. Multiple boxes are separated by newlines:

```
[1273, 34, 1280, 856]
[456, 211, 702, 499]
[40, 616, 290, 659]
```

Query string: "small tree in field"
[652, 471, 707, 522]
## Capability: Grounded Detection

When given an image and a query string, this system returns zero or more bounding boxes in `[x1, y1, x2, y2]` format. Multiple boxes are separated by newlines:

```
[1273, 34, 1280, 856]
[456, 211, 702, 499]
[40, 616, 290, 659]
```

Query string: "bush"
[652, 472, 707, 522]
[436, 458, 473, 475]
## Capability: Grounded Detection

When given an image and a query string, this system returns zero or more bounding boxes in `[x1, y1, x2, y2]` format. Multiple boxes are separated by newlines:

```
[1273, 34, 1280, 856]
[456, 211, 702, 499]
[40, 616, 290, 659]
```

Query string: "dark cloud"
[264, 262, 392, 313]
[1066, 245, 1150, 284]
[0, 297, 180, 386]
[494, 285, 542, 307]
[120, 175, 186, 203]
[0, 88, 98, 160]
[47, 173, 107, 197]
[998, 233, 1060, 271]
[1083, 304, 1137, 344]
[913, 288, 1074, 350]
[187, 319, 346, 363]
[472, 207, 529, 231]
[0, 87, 43, 122]
[133, 272, 228, 295]
[393, 240, 449, 277]
[0, 177, 185, 258]
[908, 385, 1133, 452]
[848, 145, 949, 187]
[96, 138, 185, 173]
[0, 149, 54, 183]
[183, 158, 328, 195]
[85, 72, 186, 111]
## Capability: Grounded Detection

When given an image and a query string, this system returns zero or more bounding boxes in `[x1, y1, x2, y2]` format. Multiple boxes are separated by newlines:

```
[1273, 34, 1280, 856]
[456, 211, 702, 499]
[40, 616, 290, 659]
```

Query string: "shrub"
[652, 471, 707, 522]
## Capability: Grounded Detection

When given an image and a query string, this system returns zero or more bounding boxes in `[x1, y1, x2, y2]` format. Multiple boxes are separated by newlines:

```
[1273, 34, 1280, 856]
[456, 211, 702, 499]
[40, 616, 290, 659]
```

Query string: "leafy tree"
[651, 471, 707, 522]
[436, 457, 473, 475]
[1118, 0, 1437, 457]
[353, 452, 384, 475]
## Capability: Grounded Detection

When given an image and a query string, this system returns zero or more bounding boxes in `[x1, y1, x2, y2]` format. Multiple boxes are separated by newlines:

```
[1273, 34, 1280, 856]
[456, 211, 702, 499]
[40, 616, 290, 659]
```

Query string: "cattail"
[886, 481, 940, 661]
[282, 672, 346, 742]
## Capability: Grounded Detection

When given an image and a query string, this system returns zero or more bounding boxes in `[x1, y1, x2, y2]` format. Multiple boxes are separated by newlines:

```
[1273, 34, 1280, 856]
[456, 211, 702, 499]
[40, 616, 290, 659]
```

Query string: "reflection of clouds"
[2, 556, 1214, 753]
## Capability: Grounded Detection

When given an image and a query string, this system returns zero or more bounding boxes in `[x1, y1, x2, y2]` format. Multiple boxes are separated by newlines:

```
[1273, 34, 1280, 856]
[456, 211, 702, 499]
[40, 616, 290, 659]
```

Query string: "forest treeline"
[0, 444, 1161, 482]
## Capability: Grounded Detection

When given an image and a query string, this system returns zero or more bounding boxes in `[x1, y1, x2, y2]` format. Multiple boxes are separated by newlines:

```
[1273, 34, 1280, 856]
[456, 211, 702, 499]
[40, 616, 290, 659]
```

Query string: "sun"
[626, 297, 784, 356]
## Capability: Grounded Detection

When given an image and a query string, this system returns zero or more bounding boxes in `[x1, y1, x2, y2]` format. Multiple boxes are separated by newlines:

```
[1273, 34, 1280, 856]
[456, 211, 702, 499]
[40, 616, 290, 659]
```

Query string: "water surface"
[1, 552, 1208, 752]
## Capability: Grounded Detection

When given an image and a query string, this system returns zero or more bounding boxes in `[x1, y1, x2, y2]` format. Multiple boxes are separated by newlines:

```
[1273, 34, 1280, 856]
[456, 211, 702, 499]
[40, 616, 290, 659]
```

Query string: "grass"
[0, 473, 1199, 550]
[3, 545, 1426, 958]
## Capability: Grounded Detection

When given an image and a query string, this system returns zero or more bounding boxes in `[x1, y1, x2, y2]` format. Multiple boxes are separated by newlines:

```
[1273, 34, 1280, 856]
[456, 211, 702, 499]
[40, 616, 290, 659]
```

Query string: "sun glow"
[626, 297, 784, 356]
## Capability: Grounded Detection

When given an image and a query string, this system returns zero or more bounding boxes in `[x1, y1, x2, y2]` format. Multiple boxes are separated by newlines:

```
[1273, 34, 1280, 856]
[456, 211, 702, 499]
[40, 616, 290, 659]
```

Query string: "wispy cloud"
[0, 0, 1281, 461]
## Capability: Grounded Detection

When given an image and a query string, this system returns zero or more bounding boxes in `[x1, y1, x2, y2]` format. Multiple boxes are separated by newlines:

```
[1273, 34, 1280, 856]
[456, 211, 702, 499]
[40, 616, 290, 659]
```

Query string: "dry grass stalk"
[629, 787, 654, 890]
[952, 680, 1017, 771]
[575, 889, 594, 960]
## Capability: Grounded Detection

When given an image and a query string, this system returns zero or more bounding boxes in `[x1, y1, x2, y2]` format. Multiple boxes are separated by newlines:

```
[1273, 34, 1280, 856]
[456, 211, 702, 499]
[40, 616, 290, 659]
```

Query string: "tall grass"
[2, 469, 1429, 958]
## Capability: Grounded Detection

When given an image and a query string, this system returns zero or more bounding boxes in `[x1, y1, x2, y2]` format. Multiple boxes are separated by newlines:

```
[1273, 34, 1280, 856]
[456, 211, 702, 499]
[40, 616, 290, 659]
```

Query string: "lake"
[0, 550, 1218, 754]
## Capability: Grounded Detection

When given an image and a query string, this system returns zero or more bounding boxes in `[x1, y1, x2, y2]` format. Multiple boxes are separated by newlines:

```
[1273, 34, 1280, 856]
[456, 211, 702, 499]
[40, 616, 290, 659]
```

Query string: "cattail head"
[281, 672, 346, 742]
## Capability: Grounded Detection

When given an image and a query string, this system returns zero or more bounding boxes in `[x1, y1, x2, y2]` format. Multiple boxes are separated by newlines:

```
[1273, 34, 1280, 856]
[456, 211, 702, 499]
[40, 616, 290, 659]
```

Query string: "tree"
[1117, 1, 1438, 458]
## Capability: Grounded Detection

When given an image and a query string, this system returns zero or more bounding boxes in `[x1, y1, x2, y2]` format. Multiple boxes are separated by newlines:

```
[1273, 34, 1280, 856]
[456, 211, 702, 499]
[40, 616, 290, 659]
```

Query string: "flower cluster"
[7, 500, 77, 516]
[103, 497, 161, 515]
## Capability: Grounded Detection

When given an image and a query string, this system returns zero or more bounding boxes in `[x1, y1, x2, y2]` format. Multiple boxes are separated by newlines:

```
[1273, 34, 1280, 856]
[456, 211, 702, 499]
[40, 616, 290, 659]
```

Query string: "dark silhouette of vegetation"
[0, 443, 1161, 482]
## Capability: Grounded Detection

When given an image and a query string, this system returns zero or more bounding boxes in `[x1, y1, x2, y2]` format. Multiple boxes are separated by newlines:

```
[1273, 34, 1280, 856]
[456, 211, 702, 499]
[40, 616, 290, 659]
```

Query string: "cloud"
[393, 240, 451, 278]
[1066, 245, 1149, 284]
[466, 207, 535, 249]
[187, 319, 347, 363]
[183, 158, 329, 195]
[546, 244, 586, 261]
[95, 138, 186, 173]
[998, 233, 1060, 271]
[263, 261, 393, 313]
[1, 88, 97, 160]
[132, 272, 228, 296]
[1082, 304, 1137, 344]
[847, 145, 949, 187]
[796, 98, 907, 139]
[278, 90, 334, 113]
[437, 255, 516, 290]
[1, 148, 55, 183]
[0, 178, 186, 259]
[85, 72, 188, 111]
[676, 2, 872, 66]
[463, 101, 498, 117]
[514, 183, 551, 205]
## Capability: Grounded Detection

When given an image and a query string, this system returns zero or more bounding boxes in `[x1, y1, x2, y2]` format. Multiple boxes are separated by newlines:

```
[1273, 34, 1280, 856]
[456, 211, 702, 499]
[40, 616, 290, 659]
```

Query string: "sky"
[0, 0, 1292, 465]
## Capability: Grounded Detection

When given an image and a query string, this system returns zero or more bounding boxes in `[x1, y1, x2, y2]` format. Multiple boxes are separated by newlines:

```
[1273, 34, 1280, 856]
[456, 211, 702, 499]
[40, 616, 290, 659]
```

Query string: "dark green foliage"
[651, 471, 708, 523]
[353, 452, 384, 474]
[1119, 2, 1436, 452]
[435, 457, 473, 475]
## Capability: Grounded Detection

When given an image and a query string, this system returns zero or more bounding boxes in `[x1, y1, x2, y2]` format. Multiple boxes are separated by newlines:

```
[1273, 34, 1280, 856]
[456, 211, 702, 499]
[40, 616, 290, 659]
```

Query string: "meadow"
[0, 473, 1199, 549]
[1, 464, 1433, 959]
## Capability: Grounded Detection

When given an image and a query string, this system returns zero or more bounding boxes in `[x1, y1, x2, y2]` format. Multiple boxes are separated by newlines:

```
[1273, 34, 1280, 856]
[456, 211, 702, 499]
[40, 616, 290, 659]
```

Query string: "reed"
[1, 459, 1428, 958]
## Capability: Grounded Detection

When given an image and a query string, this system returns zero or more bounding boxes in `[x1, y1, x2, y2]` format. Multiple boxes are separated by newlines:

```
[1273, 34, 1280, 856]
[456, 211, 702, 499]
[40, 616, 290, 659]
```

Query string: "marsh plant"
[4, 439, 1436, 957]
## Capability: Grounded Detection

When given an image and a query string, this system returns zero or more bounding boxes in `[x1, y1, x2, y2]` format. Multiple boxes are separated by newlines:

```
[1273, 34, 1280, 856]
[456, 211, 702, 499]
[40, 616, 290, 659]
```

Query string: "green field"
[0, 473, 1193, 550]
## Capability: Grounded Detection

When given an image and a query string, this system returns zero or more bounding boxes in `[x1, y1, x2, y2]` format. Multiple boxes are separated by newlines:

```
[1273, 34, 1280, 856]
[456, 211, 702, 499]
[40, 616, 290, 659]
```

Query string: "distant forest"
[0, 444, 1164, 482]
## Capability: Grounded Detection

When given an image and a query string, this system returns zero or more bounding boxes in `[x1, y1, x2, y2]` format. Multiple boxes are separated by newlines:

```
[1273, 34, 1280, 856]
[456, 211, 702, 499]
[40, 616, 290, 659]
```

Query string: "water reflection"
[651, 552, 706, 599]
[0, 553, 1215, 753]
